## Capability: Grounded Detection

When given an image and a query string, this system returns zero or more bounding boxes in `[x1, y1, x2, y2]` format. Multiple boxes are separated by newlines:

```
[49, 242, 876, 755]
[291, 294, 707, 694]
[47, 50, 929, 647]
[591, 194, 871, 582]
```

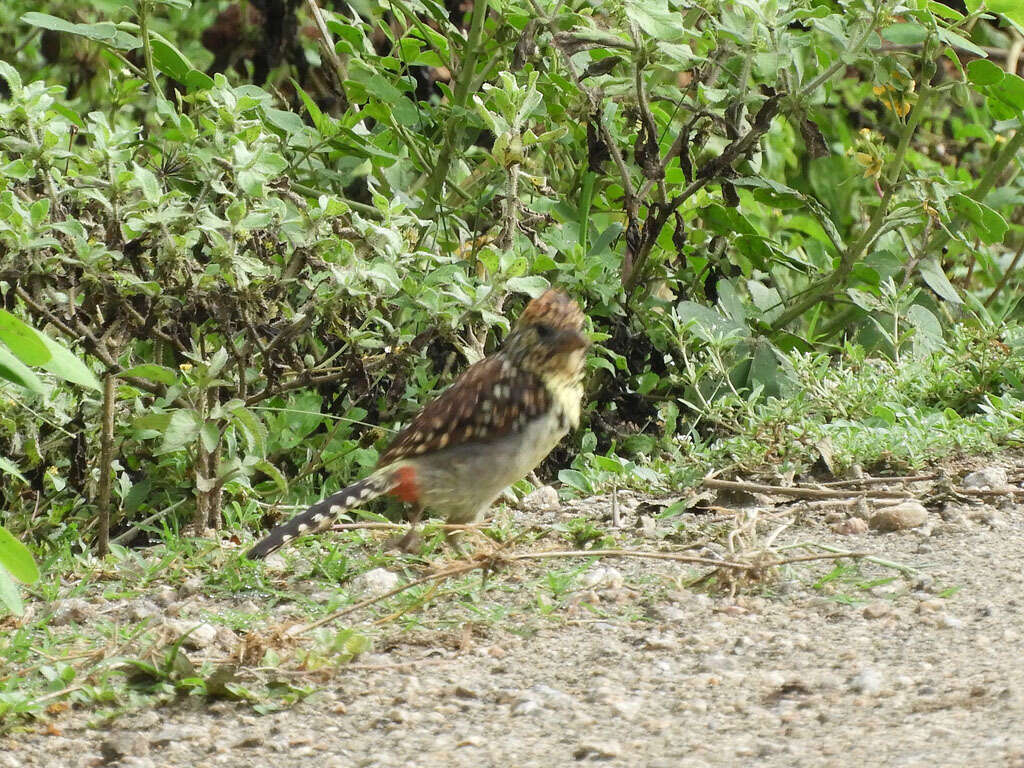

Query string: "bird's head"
[503, 289, 588, 379]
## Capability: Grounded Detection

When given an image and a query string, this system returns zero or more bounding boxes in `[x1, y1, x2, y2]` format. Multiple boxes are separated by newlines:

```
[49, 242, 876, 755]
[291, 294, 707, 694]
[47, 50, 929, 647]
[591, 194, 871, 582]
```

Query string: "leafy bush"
[1, 0, 1023, 548]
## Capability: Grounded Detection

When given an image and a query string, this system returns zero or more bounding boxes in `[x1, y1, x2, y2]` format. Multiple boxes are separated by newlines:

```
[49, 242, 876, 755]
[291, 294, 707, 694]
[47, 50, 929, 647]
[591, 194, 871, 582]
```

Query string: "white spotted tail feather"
[245, 471, 400, 559]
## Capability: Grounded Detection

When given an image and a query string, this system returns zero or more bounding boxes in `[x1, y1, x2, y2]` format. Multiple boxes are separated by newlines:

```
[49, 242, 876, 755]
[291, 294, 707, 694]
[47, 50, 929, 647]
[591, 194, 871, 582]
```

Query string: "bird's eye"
[535, 324, 555, 340]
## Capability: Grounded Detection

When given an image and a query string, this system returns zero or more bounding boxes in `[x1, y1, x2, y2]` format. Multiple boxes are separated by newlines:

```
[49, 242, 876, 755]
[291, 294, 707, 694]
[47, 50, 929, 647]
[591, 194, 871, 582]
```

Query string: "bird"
[246, 289, 588, 560]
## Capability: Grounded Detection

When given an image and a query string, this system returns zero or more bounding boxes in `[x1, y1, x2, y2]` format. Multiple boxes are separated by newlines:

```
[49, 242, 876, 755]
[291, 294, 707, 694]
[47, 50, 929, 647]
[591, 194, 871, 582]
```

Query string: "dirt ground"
[5, 456, 1024, 768]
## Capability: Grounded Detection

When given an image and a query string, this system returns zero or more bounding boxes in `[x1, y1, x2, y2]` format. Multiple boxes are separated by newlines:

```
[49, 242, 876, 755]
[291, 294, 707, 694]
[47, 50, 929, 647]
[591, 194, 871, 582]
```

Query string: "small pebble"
[870, 501, 928, 532]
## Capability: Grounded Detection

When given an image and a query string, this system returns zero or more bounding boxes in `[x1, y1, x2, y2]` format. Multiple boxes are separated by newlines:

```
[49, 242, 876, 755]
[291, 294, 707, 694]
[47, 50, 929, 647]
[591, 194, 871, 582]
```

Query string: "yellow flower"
[179, 363, 193, 372]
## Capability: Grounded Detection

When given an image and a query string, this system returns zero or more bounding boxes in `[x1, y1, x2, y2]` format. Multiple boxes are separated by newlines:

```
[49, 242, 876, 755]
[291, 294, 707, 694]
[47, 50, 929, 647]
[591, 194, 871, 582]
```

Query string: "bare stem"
[96, 373, 116, 556]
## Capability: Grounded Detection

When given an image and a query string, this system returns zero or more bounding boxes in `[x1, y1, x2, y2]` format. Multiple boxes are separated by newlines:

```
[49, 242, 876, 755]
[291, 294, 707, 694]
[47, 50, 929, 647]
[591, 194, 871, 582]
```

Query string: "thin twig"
[293, 561, 481, 636]
[305, 0, 348, 87]
[817, 473, 940, 488]
[794, 542, 917, 574]
[111, 498, 188, 546]
[33, 685, 85, 705]
[703, 477, 911, 500]
[957, 487, 1024, 498]
[95, 373, 117, 556]
[984, 238, 1024, 307]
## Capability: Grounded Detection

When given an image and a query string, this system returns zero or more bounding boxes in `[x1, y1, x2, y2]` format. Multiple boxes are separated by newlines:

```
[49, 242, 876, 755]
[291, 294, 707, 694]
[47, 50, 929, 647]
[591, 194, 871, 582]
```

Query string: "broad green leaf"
[558, 469, 593, 494]
[991, 72, 1024, 110]
[0, 346, 45, 393]
[160, 409, 202, 453]
[966, 0, 1024, 29]
[0, 61, 23, 94]
[626, 0, 686, 40]
[37, 333, 101, 390]
[133, 163, 161, 203]
[907, 304, 945, 356]
[254, 460, 288, 493]
[967, 59, 1004, 86]
[200, 422, 220, 453]
[0, 525, 40, 584]
[881, 22, 928, 45]
[150, 38, 191, 82]
[676, 301, 743, 338]
[206, 347, 230, 379]
[636, 371, 660, 395]
[918, 259, 963, 304]
[230, 406, 268, 454]
[133, 413, 172, 432]
[951, 194, 1008, 244]
[122, 364, 177, 385]
[0, 311, 51, 366]
[122, 478, 152, 513]
[926, 0, 963, 19]
[506, 276, 550, 297]
[937, 28, 987, 57]
[21, 13, 140, 49]
[0, 568, 23, 616]
[717, 280, 746, 322]
[0, 458, 27, 484]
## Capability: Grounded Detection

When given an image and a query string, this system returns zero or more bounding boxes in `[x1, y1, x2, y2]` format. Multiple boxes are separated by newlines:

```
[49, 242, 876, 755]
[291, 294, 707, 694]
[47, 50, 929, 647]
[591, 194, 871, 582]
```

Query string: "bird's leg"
[392, 502, 423, 553]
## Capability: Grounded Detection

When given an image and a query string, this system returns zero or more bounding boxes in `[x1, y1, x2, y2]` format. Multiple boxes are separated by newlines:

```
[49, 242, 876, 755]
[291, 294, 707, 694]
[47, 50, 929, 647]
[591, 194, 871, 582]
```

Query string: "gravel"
[7, 460, 1024, 767]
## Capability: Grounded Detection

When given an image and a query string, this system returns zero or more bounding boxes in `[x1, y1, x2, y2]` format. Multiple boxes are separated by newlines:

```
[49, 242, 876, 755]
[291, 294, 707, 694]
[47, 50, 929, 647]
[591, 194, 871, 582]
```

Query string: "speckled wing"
[377, 355, 551, 466]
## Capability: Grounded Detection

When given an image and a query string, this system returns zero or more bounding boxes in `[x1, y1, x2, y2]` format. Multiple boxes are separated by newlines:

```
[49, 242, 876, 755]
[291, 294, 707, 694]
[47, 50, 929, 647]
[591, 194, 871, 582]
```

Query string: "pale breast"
[413, 405, 572, 523]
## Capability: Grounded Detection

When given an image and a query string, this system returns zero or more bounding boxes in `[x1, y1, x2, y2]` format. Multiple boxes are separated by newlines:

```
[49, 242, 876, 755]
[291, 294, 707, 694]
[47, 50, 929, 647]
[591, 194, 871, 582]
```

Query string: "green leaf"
[635, 371, 660, 395]
[967, 59, 1004, 86]
[160, 409, 201, 454]
[558, 469, 593, 494]
[230, 406, 268, 455]
[950, 194, 1008, 245]
[966, 0, 1024, 29]
[254, 460, 288, 493]
[133, 163, 161, 203]
[991, 72, 1024, 110]
[122, 364, 177, 385]
[907, 304, 945, 356]
[206, 347, 230, 379]
[150, 39, 191, 82]
[200, 422, 220, 453]
[37, 333, 101, 390]
[122, 478, 152, 513]
[133, 413, 172, 433]
[0, 568, 24, 616]
[918, 259, 963, 305]
[0, 311, 51, 366]
[881, 22, 928, 45]
[506, 276, 550, 297]
[937, 28, 988, 57]
[675, 301, 744, 341]
[926, 0, 963, 20]
[0, 346, 45, 393]
[0, 458, 27, 484]
[0, 61, 23, 95]
[184, 70, 214, 91]
[21, 13, 140, 49]
[626, 0, 686, 40]
[0, 525, 40, 584]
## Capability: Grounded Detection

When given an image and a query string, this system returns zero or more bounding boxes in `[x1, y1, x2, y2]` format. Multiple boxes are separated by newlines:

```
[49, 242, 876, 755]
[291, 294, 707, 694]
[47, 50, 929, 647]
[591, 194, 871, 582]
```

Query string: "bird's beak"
[554, 329, 590, 353]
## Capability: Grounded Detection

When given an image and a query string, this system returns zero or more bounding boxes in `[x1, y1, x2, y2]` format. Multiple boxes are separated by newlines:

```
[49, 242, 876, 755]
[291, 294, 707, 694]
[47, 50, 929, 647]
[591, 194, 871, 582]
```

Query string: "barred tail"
[246, 471, 398, 560]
